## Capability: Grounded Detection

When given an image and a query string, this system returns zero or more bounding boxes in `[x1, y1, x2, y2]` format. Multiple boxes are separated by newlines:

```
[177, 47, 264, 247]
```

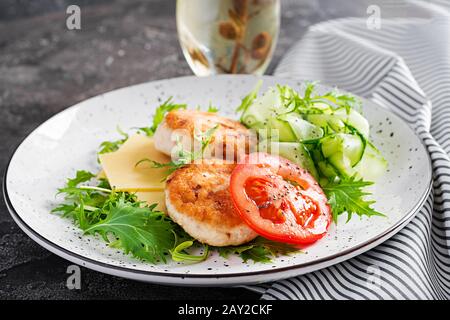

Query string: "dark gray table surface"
[0, 0, 369, 299]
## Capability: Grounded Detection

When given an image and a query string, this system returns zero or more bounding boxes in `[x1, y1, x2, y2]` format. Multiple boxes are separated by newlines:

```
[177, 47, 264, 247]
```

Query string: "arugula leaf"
[276, 82, 334, 115]
[54, 170, 134, 229]
[98, 127, 129, 155]
[301, 85, 361, 113]
[83, 197, 176, 263]
[251, 237, 300, 256]
[207, 104, 219, 113]
[57, 171, 110, 201]
[217, 237, 299, 263]
[135, 157, 184, 179]
[274, 82, 361, 116]
[320, 89, 361, 112]
[322, 177, 384, 223]
[236, 80, 262, 113]
[197, 103, 219, 113]
[239, 246, 273, 263]
[170, 240, 209, 262]
[217, 244, 254, 259]
[138, 97, 187, 136]
[194, 125, 218, 153]
[52, 203, 78, 218]
[53, 195, 104, 230]
[302, 81, 318, 104]
[54, 170, 102, 220]
[66, 170, 96, 188]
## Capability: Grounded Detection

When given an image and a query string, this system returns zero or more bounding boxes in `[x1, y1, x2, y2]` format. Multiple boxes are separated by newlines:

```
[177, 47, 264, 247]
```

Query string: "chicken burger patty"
[165, 159, 258, 246]
[154, 110, 256, 161]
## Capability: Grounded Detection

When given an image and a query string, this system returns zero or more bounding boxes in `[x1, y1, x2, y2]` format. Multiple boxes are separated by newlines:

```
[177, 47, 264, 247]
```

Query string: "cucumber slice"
[319, 133, 365, 177]
[241, 86, 294, 128]
[278, 113, 323, 142]
[279, 143, 319, 179]
[321, 134, 365, 167]
[317, 160, 338, 179]
[259, 140, 319, 179]
[334, 108, 370, 138]
[253, 118, 296, 142]
[306, 108, 369, 138]
[342, 134, 365, 166]
[320, 135, 341, 158]
[296, 102, 333, 115]
[310, 102, 334, 114]
[327, 152, 355, 177]
[306, 114, 346, 132]
[354, 143, 387, 181]
[267, 118, 297, 142]
[241, 87, 279, 127]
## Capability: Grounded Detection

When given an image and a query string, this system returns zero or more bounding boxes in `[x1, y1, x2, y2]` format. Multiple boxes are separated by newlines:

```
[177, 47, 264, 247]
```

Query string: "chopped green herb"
[207, 103, 219, 113]
[136, 125, 219, 178]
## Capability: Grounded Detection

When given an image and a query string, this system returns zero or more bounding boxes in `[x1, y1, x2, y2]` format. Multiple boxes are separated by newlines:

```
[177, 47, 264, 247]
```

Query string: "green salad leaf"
[217, 237, 299, 263]
[54, 172, 134, 230]
[98, 127, 129, 155]
[137, 97, 186, 137]
[323, 177, 384, 223]
[65, 170, 96, 188]
[317, 89, 361, 113]
[83, 197, 175, 263]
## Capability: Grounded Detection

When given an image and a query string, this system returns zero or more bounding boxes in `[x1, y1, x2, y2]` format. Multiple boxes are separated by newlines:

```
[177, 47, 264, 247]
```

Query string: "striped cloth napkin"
[248, 0, 450, 299]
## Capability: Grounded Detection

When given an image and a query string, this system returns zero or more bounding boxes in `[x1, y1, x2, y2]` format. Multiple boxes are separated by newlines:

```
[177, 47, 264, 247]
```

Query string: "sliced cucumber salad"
[238, 82, 387, 222]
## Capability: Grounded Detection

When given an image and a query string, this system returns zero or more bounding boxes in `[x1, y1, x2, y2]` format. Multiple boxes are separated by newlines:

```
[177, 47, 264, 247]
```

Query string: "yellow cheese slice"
[97, 170, 106, 179]
[99, 134, 171, 191]
[135, 191, 166, 212]
[113, 133, 146, 153]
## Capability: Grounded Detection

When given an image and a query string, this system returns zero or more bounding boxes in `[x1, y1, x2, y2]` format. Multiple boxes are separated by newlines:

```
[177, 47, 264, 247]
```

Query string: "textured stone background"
[0, 0, 369, 299]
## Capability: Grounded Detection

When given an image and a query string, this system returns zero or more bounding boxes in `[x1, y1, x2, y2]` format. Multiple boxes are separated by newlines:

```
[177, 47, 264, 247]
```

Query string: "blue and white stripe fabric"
[250, 0, 450, 299]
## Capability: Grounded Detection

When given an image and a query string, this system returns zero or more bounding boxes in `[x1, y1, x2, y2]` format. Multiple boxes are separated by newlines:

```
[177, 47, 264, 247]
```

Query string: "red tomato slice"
[230, 152, 331, 245]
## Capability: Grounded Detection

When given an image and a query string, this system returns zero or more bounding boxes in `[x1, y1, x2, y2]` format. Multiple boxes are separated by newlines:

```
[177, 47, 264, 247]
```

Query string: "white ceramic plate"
[4, 75, 432, 286]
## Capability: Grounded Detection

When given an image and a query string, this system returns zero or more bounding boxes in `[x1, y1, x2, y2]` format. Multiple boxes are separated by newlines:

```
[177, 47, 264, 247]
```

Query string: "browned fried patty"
[154, 110, 256, 161]
[165, 159, 257, 246]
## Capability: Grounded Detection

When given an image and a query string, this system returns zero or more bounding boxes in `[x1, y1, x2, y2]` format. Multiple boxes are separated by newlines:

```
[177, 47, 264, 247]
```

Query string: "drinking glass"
[176, 0, 280, 76]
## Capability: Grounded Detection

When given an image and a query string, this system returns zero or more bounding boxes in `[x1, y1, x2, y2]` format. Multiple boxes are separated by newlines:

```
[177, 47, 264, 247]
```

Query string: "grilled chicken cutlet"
[153, 110, 256, 161]
[165, 159, 258, 246]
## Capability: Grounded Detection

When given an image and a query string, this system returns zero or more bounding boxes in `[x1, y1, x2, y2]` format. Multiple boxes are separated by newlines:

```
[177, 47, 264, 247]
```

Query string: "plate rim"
[3, 74, 434, 282]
